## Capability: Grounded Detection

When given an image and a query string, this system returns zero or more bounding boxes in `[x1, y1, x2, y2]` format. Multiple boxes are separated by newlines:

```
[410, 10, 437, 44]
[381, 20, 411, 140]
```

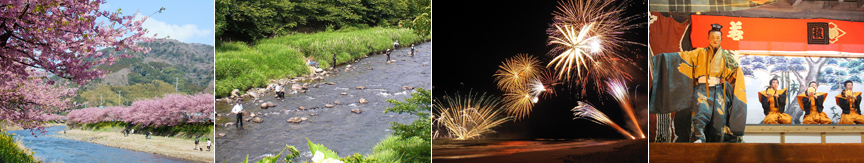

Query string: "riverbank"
[53, 128, 214, 163]
[215, 27, 428, 97]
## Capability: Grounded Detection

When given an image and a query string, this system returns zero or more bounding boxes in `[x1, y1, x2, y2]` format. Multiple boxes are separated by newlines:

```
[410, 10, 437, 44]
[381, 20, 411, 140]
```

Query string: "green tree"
[383, 87, 431, 162]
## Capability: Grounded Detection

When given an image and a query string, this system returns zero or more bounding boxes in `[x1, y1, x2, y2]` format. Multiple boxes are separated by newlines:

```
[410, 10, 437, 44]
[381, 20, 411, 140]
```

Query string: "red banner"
[691, 15, 864, 56]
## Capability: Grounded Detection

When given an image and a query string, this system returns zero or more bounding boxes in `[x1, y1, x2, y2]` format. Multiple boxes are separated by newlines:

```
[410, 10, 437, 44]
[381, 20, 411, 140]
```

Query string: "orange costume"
[836, 90, 864, 124]
[797, 88, 831, 124]
[758, 88, 791, 124]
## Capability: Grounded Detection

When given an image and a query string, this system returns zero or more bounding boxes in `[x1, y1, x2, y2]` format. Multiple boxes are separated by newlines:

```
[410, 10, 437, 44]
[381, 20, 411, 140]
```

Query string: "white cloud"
[137, 14, 210, 43]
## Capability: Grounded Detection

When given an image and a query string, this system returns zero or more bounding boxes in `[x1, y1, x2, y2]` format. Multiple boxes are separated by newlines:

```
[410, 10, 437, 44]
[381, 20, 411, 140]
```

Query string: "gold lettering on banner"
[727, 21, 743, 41]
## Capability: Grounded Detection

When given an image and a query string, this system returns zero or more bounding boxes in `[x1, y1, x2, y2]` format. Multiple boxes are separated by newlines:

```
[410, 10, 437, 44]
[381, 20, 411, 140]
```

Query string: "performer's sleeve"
[759, 93, 770, 115]
[837, 95, 850, 114]
[649, 52, 696, 114]
[817, 94, 827, 113]
[726, 64, 748, 136]
[857, 94, 862, 114]
[802, 97, 812, 115]
[779, 91, 787, 113]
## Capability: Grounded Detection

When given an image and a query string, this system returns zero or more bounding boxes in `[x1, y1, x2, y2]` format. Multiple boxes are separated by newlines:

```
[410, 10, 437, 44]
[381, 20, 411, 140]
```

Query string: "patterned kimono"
[798, 91, 831, 124]
[650, 46, 747, 143]
[836, 90, 864, 124]
[759, 88, 791, 124]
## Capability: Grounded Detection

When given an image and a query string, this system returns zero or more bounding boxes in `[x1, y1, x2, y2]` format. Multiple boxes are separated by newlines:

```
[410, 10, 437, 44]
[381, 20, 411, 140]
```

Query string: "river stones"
[249, 113, 257, 117]
[230, 89, 241, 98]
[359, 98, 368, 104]
[366, 68, 373, 70]
[287, 117, 303, 123]
[224, 122, 235, 127]
[356, 86, 366, 90]
[218, 133, 226, 138]
[252, 117, 263, 123]
[327, 82, 335, 85]
[402, 86, 414, 90]
[346, 65, 352, 68]
[334, 100, 342, 105]
[340, 92, 348, 95]
[292, 84, 302, 90]
[261, 102, 276, 109]
[325, 104, 335, 108]
[298, 106, 307, 110]
[351, 109, 362, 114]
[310, 113, 319, 116]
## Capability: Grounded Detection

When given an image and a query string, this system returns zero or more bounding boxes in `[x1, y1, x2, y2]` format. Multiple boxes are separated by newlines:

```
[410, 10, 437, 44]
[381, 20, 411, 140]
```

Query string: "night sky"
[433, 0, 649, 139]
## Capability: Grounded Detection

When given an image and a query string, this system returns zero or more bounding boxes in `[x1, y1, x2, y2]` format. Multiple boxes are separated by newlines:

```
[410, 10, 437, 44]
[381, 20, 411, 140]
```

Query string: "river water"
[215, 41, 431, 162]
[9, 126, 191, 163]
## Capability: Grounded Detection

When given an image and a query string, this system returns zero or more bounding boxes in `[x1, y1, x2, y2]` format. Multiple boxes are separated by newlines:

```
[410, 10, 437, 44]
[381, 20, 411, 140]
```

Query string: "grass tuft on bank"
[0, 130, 40, 163]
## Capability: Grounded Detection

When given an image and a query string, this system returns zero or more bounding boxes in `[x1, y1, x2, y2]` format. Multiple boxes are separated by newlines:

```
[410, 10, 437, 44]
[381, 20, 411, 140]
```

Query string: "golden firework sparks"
[494, 53, 541, 92]
[503, 88, 536, 120]
[435, 92, 513, 140]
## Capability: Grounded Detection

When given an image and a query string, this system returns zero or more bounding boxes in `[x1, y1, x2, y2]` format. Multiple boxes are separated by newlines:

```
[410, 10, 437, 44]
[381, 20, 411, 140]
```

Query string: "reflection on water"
[9, 126, 191, 163]
[215, 42, 431, 162]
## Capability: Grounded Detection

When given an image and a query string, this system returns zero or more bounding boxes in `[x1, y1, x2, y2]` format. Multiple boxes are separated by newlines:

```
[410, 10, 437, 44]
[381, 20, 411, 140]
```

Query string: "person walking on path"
[194, 138, 200, 150]
[232, 101, 244, 128]
[206, 138, 212, 151]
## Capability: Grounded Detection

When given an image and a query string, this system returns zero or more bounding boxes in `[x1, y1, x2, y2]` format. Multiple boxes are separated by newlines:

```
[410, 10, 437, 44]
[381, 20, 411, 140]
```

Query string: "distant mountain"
[94, 39, 214, 94]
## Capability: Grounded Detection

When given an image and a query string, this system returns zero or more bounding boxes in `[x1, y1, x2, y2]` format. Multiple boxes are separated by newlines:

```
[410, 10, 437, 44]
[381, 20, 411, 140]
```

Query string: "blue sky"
[102, 0, 215, 45]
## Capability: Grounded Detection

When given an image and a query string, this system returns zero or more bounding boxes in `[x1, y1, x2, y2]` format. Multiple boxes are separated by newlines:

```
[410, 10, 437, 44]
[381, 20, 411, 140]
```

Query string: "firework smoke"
[571, 101, 635, 139]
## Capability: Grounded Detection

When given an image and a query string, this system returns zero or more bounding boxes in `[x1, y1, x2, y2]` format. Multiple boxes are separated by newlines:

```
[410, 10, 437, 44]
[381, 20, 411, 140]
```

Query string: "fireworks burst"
[571, 101, 635, 139]
[538, 70, 562, 98]
[606, 78, 645, 139]
[503, 88, 536, 120]
[528, 78, 545, 101]
[546, 0, 643, 95]
[494, 54, 541, 92]
[435, 92, 513, 140]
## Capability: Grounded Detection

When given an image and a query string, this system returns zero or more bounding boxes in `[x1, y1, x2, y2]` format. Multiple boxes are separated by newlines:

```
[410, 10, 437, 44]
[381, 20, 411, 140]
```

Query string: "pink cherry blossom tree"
[0, 0, 156, 132]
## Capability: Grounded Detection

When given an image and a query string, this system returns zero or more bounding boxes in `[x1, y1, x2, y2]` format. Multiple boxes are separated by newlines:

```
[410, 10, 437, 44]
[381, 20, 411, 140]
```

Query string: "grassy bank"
[68, 121, 214, 139]
[0, 130, 39, 163]
[215, 27, 427, 97]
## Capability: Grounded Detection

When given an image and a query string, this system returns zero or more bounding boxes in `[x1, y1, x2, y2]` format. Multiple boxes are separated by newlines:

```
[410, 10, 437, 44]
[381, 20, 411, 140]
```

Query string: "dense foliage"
[67, 94, 214, 127]
[216, 0, 430, 41]
[0, 130, 39, 163]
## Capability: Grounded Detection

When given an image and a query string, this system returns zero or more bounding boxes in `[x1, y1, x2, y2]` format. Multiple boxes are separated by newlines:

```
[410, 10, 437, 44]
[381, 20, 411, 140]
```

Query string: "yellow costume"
[836, 90, 864, 124]
[797, 88, 830, 124]
[758, 88, 791, 124]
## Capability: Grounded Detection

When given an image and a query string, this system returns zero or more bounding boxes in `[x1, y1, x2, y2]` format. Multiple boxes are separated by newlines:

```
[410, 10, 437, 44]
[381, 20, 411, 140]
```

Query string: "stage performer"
[650, 24, 747, 143]
[799, 82, 831, 124]
[759, 78, 791, 124]
[836, 80, 864, 124]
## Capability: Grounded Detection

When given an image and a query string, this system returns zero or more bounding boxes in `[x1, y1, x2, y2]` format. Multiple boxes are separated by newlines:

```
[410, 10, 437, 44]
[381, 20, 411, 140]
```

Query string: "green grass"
[0, 130, 40, 163]
[215, 27, 426, 97]
[69, 121, 214, 139]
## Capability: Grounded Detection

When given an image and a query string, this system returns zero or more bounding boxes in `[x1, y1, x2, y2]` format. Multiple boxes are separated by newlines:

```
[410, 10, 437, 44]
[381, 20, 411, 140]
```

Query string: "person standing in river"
[232, 101, 244, 128]
[385, 49, 391, 61]
[410, 44, 415, 57]
[332, 53, 337, 69]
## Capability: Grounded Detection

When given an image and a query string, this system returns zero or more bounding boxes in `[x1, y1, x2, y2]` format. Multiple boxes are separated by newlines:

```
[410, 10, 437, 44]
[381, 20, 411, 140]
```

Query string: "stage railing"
[744, 124, 864, 143]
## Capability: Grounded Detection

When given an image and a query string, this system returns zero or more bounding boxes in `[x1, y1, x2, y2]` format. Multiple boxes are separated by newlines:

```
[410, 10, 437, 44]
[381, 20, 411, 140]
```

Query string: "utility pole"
[175, 77, 179, 92]
[100, 94, 104, 107]
[117, 90, 122, 106]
